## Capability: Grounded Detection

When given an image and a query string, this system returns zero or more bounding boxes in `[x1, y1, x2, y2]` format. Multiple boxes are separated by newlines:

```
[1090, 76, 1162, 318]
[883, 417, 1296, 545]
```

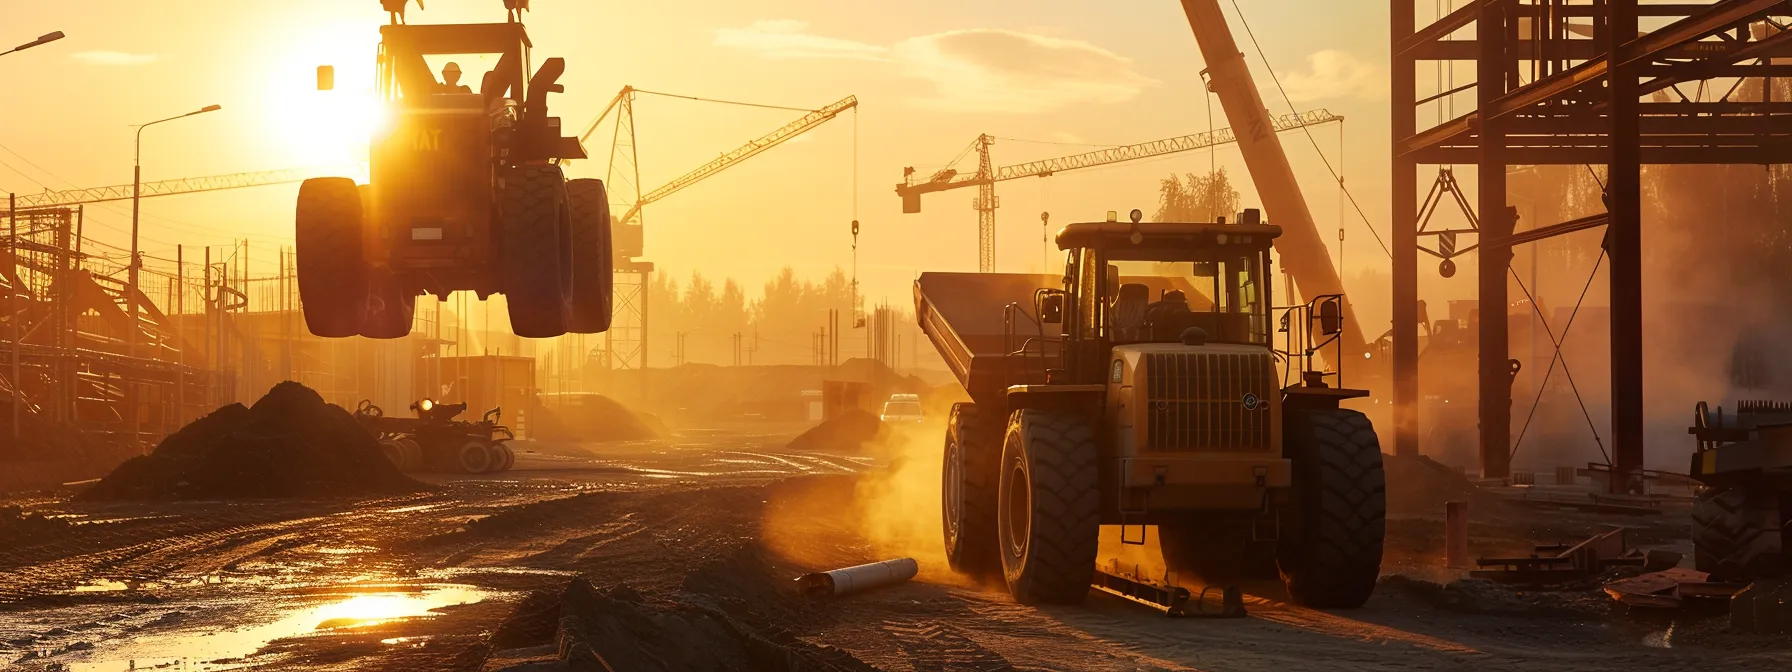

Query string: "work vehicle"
[356, 398, 517, 474]
[297, 0, 611, 339]
[880, 393, 925, 424]
[1689, 399, 1792, 580]
[917, 209, 1385, 608]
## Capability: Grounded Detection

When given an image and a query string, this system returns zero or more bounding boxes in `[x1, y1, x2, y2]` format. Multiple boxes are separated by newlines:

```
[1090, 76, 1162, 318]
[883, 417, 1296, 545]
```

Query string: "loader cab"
[1048, 213, 1280, 383]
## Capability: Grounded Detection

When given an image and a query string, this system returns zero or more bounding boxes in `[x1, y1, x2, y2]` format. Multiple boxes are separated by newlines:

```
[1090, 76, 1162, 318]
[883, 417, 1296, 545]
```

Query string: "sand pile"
[534, 395, 665, 442]
[785, 409, 889, 453]
[80, 382, 422, 501]
[1384, 453, 1512, 517]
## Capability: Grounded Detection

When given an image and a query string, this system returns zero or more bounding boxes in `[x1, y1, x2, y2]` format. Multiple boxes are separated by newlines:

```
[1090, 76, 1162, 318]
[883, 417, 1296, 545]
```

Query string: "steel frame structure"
[1393, 0, 1792, 491]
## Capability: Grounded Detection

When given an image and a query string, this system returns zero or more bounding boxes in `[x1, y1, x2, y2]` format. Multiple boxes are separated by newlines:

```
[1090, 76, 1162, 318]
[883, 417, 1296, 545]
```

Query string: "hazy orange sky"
[2, 0, 1468, 315]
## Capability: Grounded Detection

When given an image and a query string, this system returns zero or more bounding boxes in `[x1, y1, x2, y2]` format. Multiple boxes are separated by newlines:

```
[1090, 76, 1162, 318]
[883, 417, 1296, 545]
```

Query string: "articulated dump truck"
[915, 212, 1386, 607]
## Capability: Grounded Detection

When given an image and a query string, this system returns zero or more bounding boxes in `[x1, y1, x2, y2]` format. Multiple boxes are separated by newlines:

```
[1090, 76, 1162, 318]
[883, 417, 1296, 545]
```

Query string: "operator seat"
[1110, 283, 1150, 341]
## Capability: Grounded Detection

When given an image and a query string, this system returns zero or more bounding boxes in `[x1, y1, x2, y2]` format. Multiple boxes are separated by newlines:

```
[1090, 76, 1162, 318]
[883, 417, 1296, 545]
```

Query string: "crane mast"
[1177, 0, 1365, 357]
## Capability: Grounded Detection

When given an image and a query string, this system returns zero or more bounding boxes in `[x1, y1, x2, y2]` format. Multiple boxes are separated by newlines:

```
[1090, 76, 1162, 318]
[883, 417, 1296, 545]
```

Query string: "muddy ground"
[1, 424, 1788, 671]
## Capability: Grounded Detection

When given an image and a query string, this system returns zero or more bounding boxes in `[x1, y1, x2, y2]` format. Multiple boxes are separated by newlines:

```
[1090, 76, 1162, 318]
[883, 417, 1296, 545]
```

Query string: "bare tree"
[1155, 168, 1240, 223]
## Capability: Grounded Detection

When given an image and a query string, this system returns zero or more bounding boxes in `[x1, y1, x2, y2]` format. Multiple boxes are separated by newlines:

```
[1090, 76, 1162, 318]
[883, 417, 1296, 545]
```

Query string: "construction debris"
[795, 557, 918, 598]
[78, 381, 423, 501]
[1473, 528, 1680, 584]
[1602, 568, 1741, 609]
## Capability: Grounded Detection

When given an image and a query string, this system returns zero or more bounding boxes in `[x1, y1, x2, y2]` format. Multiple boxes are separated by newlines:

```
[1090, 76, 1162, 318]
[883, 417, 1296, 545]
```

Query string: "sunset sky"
[3, 0, 1443, 315]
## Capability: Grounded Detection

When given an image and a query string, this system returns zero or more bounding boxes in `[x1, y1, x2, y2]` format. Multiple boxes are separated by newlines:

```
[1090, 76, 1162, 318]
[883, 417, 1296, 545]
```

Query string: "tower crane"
[579, 87, 858, 259]
[12, 167, 323, 208]
[895, 109, 1341, 273]
[574, 87, 858, 372]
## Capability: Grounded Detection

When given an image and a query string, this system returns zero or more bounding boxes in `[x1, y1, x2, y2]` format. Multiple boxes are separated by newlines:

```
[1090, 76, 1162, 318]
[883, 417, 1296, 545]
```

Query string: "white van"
[879, 393, 924, 424]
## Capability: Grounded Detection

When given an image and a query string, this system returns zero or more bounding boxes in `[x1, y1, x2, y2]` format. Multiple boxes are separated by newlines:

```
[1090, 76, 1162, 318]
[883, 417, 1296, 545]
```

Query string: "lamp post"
[0, 31, 65, 58]
[129, 105, 220, 359]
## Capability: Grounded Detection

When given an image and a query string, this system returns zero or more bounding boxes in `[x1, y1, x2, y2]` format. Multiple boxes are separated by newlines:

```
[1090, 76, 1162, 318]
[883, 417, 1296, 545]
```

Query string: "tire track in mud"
[880, 621, 1012, 671]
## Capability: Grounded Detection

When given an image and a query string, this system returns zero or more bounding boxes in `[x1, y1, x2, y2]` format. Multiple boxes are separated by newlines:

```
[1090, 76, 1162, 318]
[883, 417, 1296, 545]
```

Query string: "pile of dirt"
[785, 409, 889, 453]
[534, 395, 665, 442]
[1384, 453, 1514, 517]
[79, 382, 423, 501]
[0, 505, 72, 546]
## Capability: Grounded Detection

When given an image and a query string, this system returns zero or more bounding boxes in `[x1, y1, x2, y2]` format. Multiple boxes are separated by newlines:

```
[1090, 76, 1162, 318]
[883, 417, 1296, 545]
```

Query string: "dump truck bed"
[914, 273, 1059, 405]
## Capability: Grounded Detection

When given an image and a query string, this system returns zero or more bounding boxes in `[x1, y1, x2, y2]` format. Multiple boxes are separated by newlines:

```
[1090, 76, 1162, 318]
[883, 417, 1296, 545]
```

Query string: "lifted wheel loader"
[297, 1, 611, 339]
[918, 210, 1385, 607]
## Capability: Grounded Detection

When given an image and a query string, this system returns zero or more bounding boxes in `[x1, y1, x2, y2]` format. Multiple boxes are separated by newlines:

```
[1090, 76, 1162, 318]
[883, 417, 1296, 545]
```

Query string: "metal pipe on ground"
[796, 558, 918, 598]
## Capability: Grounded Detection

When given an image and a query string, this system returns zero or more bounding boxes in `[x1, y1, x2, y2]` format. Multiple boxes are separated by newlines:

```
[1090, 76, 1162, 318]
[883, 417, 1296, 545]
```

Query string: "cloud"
[712, 20, 889, 61]
[894, 29, 1156, 113]
[72, 51, 159, 66]
[1275, 50, 1384, 102]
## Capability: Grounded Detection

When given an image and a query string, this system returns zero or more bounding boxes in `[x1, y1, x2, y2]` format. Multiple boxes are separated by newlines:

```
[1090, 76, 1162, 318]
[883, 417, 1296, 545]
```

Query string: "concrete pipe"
[796, 558, 918, 598]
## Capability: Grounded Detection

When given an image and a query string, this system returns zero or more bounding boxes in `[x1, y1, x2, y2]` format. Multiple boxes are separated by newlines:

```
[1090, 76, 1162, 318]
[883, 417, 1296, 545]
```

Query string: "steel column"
[1392, 0, 1420, 457]
[1609, 0, 1645, 494]
[1478, 0, 1513, 479]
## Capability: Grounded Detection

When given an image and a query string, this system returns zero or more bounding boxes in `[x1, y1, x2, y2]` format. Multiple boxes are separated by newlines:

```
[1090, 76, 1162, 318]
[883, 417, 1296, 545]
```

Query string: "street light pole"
[129, 105, 221, 360]
[0, 31, 65, 58]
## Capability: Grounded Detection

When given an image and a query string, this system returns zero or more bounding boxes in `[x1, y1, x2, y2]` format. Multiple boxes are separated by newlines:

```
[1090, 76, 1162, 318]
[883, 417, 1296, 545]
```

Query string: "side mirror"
[1317, 298, 1342, 336]
[1039, 293, 1064, 324]
[316, 65, 335, 91]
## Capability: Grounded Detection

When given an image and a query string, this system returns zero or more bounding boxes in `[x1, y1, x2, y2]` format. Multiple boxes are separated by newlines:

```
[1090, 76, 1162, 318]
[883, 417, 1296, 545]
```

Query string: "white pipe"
[796, 558, 918, 598]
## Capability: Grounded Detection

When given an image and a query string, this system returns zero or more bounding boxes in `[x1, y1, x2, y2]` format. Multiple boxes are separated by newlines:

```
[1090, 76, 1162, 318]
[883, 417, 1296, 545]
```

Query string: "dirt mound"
[535, 395, 665, 442]
[785, 409, 888, 453]
[79, 382, 423, 501]
[0, 505, 73, 546]
[1384, 453, 1512, 517]
[539, 572, 874, 671]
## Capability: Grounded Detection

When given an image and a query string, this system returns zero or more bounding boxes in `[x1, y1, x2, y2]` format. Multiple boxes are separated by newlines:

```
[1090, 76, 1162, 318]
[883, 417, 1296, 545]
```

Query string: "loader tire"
[379, 440, 407, 470]
[296, 177, 367, 337]
[943, 403, 1002, 581]
[997, 409, 1099, 605]
[499, 165, 571, 338]
[1278, 408, 1386, 609]
[360, 269, 415, 339]
[565, 179, 614, 334]
[495, 443, 516, 472]
[1692, 486, 1785, 581]
[458, 440, 494, 474]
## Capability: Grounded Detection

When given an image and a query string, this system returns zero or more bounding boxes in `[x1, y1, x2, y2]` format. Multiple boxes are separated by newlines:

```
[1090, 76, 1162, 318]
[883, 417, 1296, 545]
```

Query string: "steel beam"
[1393, 0, 1420, 458]
[1410, 145, 1792, 164]
[1486, 213, 1609, 248]
[1609, 0, 1646, 495]
[1478, 0, 1513, 480]
[1401, 0, 1787, 154]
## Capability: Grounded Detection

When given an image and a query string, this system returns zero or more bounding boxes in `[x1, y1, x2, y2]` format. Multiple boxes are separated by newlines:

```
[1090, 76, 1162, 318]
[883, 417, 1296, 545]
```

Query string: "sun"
[259, 27, 383, 176]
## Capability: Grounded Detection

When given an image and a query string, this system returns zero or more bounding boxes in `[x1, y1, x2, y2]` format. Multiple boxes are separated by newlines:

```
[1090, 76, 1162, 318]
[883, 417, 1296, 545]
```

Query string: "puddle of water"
[384, 504, 441, 514]
[56, 583, 494, 672]
[73, 579, 132, 593]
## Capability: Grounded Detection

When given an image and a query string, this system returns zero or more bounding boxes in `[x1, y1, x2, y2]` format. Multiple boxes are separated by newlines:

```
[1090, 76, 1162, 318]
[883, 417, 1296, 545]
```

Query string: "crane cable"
[850, 106, 860, 329]
[1229, 0, 1392, 259]
[630, 88, 815, 113]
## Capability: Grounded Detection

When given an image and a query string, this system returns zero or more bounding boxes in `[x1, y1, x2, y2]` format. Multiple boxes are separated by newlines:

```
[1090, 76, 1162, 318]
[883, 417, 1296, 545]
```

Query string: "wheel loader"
[917, 209, 1386, 607]
[296, 0, 612, 339]
[355, 398, 517, 474]
[1688, 400, 1792, 581]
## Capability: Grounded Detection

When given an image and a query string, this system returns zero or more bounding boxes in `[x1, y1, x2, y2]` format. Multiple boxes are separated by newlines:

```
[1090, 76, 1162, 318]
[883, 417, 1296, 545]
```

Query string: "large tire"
[997, 409, 1100, 605]
[1278, 408, 1386, 608]
[296, 177, 367, 337]
[1692, 486, 1785, 581]
[379, 440, 407, 470]
[565, 179, 614, 334]
[361, 269, 415, 339]
[943, 403, 1002, 581]
[499, 165, 571, 338]
[458, 440, 494, 474]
